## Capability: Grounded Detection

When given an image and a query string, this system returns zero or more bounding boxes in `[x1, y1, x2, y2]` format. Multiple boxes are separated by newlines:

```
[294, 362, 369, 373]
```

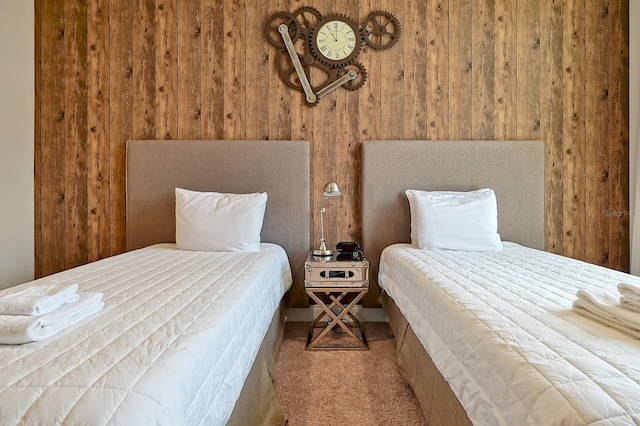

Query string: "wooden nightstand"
[304, 251, 369, 350]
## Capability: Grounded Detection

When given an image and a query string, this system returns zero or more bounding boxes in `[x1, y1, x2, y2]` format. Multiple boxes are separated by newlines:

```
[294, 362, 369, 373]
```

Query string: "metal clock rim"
[308, 13, 364, 68]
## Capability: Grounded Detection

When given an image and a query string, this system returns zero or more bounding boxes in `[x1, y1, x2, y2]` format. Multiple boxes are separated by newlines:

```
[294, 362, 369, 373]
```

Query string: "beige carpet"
[275, 322, 427, 425]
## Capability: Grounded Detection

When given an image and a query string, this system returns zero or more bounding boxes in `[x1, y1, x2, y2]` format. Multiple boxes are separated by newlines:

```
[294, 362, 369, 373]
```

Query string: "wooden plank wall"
[35, 0, 630, 278]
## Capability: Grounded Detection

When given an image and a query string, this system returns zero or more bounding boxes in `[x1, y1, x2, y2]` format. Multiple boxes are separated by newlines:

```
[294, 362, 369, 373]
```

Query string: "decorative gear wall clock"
[264, 8, 401, 106]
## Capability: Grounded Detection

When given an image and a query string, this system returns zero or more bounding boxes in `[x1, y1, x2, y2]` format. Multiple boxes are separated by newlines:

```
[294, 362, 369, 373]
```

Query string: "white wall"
[0, 2, 34, 289]
[630, 1, 640, 274]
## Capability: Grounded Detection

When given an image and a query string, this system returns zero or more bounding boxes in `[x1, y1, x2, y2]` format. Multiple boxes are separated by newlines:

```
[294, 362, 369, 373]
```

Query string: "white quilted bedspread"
[0, 243, 292, 426]
[379, 243, 640, 425]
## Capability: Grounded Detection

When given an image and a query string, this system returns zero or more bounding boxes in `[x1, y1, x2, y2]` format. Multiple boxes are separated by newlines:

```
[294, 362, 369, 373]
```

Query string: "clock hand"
[278, 24, 316, 104]
[317, 70, 357, 99]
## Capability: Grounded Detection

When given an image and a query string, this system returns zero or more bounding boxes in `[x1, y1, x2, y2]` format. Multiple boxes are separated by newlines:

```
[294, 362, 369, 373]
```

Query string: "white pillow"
[405, 188, 502, 252]
[175, 188, 267, 252]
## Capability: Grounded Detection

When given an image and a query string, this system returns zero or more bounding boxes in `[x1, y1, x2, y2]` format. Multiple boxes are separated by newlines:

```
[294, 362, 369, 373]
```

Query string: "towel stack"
[572, 284, 640, 339]
[0, 284, 104, 344]
[618, 282, 640, 313]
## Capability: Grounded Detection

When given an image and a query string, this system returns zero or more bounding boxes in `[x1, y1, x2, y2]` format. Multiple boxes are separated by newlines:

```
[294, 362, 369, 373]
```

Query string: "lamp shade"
[322, 181, 342, 197]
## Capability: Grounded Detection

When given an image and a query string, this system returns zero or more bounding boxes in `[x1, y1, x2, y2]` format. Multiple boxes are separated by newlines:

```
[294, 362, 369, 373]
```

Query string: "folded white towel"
[0, 292, 104, 345]
[620, 297, 640, 313]
[618, 282, 640, 297]
[0, 284, 79, 316]
[572, 289, 640, 339]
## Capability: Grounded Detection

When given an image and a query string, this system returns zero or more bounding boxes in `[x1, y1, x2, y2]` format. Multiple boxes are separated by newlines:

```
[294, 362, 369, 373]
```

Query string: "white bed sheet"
[379, 243, 640, 425]
[0, 243, 292, 426]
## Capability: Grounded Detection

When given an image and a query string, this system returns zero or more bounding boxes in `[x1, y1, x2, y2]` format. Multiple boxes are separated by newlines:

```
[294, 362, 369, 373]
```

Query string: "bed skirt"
[380, 292, 472, 426]
[227, 302, 287, 425]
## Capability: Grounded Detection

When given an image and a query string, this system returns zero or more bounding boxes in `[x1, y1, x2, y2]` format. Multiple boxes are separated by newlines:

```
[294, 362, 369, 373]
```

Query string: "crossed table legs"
[305, 287, 368, 350]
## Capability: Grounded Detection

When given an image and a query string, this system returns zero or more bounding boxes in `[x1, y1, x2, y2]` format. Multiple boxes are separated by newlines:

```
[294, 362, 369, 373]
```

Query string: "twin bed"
[362, 140, 640, 425]
[2, 139, 639, 425]
[0, 140, 310, 425]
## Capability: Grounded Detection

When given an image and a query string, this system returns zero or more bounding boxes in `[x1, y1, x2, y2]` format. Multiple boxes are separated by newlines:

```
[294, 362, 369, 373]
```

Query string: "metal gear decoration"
[264, 8, 400, 106]
[338, 62, 367, 91]
[362, 11, 401, 50]
[263, 11, 301, 49]
[308, 13, 364, 68]
[292, 6, 322, 38]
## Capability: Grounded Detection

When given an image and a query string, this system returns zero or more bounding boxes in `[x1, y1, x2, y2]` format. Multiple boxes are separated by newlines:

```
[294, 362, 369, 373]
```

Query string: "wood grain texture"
[177, 0, 202, 140]
[64, 0, 89, 268]
[540, 0, 564, 254]
[426, 0, 448, 139]
[155, 1, 178, 140]
[109, 1, 132, 256]
[133, 0, 156, 140]
[87, 0, 110, 262]
[223, 0, 247, 139]
[585, 0, 611, 266]
[38, 0, 66, 277]
[494, 0, 516, 140]
[35, 0, 631, 281]
[562, 0, 587, 261]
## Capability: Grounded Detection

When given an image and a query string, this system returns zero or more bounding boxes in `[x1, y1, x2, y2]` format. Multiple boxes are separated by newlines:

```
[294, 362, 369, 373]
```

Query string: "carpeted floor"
[275, 322, 427, 425]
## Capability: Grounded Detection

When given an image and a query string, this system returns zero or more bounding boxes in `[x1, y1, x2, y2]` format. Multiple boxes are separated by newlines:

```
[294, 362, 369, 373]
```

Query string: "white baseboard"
[285, 306, 388, 323]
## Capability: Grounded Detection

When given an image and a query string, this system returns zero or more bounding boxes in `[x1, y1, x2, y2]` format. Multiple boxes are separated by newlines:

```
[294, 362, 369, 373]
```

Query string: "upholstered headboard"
[361, 140, 545, 307]
[125, 139, 311, 307]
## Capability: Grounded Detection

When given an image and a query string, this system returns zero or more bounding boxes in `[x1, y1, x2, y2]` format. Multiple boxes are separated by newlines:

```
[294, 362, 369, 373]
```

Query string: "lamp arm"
[318, 206, 326, 247]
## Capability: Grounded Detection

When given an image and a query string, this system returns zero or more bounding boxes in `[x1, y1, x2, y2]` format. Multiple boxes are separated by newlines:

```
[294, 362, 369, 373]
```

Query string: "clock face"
[315, 20, 357, 61]
[309, 14, 362, 67]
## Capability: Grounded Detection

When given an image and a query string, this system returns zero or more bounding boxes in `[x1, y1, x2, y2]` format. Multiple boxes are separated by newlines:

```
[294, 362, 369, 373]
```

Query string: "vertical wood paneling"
[34, 0, 43, 277]
[562, 0, 587, 261]
[448, 0, 472, 139]
[34, 0, 631, 278]
[87, 0, 110, 262]
[155, 1, 178, 140]
[379, 1, 404, 140]
[358, 0, 381, 142]
[585, 0, 610, 266]
[223, 0, 247, 139]
[516, 0, 540, 139]
[313, 0, 338, 252]
[245, 0, 269, 140]
[336, 0, 361, 244]
[426, 0, 448, 139]
[201, 0, 224, 139]
[177, 0, 202, 139]
[64, 0, 88, 268]
[607, 0, 630, 271]
[403, 0, 427, 140]
[267, 0, 293, 141]
[540, 0, 565, 253]
[471, 0, 495, 140]
[39, 0, 66, 276]
[109, 2, 133, 256]
[494, 0, 516, 139]
[133, 0, 156, 139]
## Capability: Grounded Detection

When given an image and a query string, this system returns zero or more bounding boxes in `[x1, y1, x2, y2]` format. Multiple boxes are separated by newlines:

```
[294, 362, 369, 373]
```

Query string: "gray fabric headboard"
[126, 140, 311, 307]
[361, 140, 545, 307]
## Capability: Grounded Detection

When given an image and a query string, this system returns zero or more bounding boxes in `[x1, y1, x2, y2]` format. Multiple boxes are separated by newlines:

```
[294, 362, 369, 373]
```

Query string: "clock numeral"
[346, 30, 353, 35]
[347, 44, 354, 50]
[318, 38, 325, 44]
[327, 51, 332, 58]
[333, 22, 338, 29]
[335, 52, 340, 59]
[326, 25, 332, 32]
[320, 45, 327, 52]
[348, 37, 355, 42]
